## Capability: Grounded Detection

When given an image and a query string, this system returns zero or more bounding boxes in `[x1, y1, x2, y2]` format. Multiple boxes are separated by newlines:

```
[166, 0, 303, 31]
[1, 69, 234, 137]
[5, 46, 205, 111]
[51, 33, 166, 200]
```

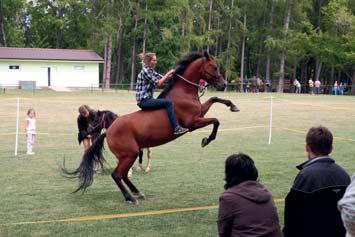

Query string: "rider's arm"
[156, 69, 175, 87]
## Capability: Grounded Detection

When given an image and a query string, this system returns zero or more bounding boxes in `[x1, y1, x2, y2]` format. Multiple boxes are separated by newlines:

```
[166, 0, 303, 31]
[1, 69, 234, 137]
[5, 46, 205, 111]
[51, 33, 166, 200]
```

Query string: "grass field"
[1, 89, 355, 237]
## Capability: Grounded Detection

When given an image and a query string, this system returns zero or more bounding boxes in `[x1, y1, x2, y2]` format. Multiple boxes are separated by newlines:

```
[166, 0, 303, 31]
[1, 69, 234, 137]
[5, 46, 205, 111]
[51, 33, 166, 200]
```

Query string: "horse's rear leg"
[123, 177, 145, 200]
[111, 157, 138, 204]
[111, 172, 137, 204]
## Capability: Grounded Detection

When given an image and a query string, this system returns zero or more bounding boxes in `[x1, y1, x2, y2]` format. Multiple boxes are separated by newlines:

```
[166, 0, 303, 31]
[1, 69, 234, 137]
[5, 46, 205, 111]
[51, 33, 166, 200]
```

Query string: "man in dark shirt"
[283, 126, 350, 237]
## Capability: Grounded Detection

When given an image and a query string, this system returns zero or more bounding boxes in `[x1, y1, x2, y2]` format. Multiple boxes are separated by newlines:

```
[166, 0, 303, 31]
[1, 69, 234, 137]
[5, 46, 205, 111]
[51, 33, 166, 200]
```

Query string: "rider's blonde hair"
[138, 52, 156, 66]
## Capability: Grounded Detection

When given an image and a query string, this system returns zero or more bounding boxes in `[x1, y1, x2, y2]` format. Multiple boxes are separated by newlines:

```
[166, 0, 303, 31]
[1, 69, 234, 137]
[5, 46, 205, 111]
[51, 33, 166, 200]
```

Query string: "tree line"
[0, 0, 354, 93]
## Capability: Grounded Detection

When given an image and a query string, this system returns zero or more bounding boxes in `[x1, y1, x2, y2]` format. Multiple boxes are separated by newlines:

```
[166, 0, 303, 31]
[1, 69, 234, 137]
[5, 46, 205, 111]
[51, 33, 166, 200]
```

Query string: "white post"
[268, 96, 273, 145]
[14, 97, 19, 157]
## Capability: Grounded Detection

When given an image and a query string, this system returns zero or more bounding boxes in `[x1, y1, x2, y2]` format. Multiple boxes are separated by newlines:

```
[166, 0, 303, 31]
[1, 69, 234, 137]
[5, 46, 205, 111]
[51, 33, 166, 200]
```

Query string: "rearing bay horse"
[67, 51, 239, 204]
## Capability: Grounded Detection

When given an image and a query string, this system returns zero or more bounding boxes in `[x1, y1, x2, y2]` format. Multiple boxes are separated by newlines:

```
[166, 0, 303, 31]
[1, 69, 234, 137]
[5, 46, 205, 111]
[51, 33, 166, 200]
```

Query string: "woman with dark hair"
[218, 153, 281, 237]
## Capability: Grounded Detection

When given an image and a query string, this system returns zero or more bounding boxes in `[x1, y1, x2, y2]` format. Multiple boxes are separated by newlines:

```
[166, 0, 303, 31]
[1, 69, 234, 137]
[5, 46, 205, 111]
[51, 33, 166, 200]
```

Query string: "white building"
[0, 47, 103, 88]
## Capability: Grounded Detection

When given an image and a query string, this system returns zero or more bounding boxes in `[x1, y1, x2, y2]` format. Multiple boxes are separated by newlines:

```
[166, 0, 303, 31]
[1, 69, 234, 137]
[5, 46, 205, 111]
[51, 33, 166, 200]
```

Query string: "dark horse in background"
[89, 110, 152, 175]
[65, 51, 239, 204]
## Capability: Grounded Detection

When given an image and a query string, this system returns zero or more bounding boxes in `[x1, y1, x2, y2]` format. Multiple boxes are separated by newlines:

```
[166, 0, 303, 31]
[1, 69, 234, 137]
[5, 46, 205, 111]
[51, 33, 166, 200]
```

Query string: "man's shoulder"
[294, 159, 350, 192]
[299, 158, 346, 177]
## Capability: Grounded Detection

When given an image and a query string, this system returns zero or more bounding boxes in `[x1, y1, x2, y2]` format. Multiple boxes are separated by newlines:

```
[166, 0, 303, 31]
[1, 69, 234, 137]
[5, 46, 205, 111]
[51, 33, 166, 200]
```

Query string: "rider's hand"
[167, 69, 175, 77]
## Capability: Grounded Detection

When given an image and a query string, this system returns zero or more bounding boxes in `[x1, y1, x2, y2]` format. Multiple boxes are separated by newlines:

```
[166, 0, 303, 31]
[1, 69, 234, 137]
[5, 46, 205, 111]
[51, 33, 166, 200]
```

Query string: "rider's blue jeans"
[138, 98, 178, 129]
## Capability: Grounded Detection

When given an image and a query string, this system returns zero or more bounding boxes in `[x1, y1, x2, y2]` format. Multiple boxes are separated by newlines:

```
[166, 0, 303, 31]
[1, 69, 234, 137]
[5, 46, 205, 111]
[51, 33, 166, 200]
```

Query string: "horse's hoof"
[201, 137, 208, 147]
[137, 193, 145, 200]
[145, 167, 151, 173]
[230, 106, 240, 112]
[127, 199, 139, 205]
[136, 166, 142, 172]
[133, 192, 145, 200]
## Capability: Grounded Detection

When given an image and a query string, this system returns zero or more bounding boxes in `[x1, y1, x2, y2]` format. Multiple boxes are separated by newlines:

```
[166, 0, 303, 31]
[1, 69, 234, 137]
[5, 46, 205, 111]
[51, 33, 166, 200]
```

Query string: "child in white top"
[25, 108, 36, 155]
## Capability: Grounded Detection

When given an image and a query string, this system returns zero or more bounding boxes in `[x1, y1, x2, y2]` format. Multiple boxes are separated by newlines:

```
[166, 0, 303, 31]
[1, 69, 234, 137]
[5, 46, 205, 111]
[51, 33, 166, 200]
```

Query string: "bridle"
[200, 57, 221, 82]
[89, 113, 106, 131]
[174, 57, 220, 97]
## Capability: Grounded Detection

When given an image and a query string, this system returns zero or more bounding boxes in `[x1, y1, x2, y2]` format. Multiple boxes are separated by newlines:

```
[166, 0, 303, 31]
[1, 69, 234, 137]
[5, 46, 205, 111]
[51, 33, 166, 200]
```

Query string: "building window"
[74, 65, 85, 70]
[9, 65, 20, 70]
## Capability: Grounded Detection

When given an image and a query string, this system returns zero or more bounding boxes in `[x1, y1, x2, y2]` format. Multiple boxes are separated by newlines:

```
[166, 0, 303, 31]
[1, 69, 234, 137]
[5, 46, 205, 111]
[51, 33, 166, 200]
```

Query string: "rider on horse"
[136, 52, 188, 135]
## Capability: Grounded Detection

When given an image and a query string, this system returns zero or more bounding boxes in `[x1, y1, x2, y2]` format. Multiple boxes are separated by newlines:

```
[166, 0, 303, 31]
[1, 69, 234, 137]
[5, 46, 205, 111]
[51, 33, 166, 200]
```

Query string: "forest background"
[0, 0, 354, 93]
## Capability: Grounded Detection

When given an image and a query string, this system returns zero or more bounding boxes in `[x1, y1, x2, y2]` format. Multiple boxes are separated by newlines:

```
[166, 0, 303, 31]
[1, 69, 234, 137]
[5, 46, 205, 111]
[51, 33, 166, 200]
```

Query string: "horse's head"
[200, 51, 226, 90]
[88, 110, 104, 134]
[90, 110, 118, 132]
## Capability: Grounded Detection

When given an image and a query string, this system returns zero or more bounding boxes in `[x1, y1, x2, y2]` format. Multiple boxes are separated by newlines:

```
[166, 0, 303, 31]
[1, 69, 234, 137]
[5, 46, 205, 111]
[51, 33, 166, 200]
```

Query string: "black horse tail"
[63, 132, 107, 193]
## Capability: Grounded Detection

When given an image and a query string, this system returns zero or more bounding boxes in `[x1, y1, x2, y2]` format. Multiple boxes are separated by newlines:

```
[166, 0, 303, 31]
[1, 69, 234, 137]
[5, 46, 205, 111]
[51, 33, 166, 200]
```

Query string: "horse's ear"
[203, 50, 210, 61]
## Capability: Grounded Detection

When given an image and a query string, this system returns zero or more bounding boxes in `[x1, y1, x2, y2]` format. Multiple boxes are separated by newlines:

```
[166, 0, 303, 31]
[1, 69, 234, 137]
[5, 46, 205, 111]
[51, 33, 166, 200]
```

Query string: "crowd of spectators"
[218, 126, 354, 237]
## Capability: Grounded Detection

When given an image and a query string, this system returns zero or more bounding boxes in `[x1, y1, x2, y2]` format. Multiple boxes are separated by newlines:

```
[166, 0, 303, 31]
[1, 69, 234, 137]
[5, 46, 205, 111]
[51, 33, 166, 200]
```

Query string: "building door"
[47, 67, 51, 86]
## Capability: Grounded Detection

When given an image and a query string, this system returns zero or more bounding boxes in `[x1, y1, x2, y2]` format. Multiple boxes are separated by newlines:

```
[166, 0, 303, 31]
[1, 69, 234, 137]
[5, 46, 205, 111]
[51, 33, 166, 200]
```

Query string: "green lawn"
[1, 89, 354, 236]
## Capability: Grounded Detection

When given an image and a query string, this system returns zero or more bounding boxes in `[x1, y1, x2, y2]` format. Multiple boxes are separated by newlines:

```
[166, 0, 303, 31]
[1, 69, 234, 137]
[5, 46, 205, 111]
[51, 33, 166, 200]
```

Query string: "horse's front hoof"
[201, 137, 209, 147]
[136, 165, 143, 172]
[145, 166, 151, 173]
[230, 106, 240, 112]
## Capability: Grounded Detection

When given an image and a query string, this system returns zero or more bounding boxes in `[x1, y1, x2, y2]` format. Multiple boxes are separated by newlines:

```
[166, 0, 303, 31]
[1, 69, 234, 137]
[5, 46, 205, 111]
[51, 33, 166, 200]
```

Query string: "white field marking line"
[268, 96, 273, 145]
[1, 125, 354, 143]
[279, 100, 355, 111]
[277, 127, 355, 142]
[14, 97, 19, 157]
[17, 97, 137, 105]
[0, 199, 285, 226]
[0, 125, 270, 136]
[0, 132, 51, 136]
[193, 125, 268, 133]
[2, 125, 354, 143]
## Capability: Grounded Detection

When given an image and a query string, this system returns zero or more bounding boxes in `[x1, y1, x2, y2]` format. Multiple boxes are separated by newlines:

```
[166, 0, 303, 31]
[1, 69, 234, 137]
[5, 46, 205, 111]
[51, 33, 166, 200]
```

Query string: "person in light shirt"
[24, 108, 36, 155]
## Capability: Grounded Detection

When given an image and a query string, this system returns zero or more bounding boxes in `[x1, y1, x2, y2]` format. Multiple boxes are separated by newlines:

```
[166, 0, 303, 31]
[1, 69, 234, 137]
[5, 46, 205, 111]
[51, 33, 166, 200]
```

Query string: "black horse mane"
[158, 52, 203, 99]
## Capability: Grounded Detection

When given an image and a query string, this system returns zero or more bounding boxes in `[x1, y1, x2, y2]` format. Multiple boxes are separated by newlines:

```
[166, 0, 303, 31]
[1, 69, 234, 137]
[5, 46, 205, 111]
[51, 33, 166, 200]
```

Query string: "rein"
[174, 73, 208, 98]
[101, 113, 106, 130]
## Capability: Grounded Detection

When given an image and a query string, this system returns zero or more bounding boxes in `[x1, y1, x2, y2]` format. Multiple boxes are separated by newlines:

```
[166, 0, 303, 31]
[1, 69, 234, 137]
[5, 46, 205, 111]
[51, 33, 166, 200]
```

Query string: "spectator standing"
[218, 153, 281, 237]
[338, 82, 345, 95]
[314, 79, 321, 94]
[256, 77, 263, 93]
[338, 173, 355, 237]
[308, 78, 314, 94]
[24, 108, 36, 155]
[332, 81, 338, 95]
[293, 79, 301, 93]
[283, 126, 350, 237]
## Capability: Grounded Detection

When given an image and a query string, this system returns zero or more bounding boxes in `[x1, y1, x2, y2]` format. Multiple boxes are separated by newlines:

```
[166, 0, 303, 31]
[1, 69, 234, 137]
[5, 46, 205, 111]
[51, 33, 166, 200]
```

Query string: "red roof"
[0, 47, 103, 62]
